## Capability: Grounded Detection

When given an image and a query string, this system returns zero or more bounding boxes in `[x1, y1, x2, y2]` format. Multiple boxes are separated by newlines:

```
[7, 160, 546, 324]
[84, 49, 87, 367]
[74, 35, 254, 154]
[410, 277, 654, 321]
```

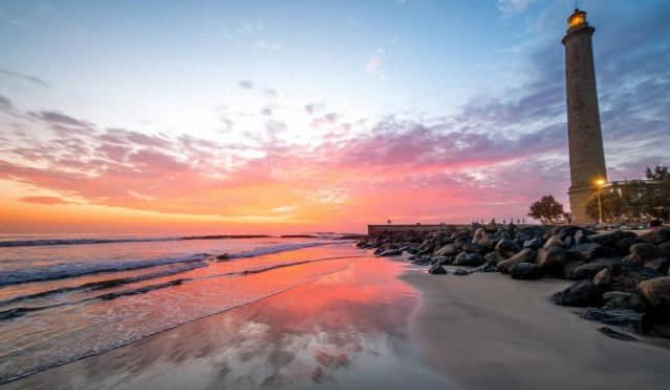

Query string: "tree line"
[528, 165, 669, 224]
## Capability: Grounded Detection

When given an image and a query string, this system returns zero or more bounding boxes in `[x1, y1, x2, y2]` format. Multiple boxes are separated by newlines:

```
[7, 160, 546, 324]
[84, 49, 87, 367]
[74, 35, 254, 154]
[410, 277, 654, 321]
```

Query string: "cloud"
[497, 0, 538, 14]
[29, 110, 91, 128]
[0, 94, 12, 111]
[0, 68, 50, 88]
[253, 39, 283, 52]
[238, 80, 254, 89]
[19, 196, 74, 205]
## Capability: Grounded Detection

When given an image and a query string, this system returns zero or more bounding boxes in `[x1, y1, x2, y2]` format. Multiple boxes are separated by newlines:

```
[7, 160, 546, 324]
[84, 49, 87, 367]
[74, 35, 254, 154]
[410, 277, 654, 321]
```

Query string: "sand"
[402, 265, 670, 390]
[5, 251, 670, 390]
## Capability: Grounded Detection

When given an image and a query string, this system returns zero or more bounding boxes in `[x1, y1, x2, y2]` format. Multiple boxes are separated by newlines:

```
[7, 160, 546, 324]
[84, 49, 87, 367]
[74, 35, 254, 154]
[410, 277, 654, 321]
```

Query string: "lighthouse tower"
[562, 9, 607, 224]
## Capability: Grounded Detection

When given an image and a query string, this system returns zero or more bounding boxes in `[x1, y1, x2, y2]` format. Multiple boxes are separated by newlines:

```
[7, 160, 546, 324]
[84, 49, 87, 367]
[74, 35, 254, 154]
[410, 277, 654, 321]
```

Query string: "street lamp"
[595, 178, 606, 224]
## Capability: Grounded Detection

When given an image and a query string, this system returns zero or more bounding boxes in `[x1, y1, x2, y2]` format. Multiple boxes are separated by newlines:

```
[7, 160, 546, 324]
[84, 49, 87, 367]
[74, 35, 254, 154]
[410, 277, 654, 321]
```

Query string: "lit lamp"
[567, 9, 587, 31]
[595, 178, 606, 224]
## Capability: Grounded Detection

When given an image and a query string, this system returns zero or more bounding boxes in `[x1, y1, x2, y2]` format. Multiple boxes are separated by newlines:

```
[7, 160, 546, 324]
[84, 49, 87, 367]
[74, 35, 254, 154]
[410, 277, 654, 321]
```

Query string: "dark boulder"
[428, 263, 447, 275]
[582, 308, 649, 334]
[484, 251, 504, 266]
[603, 291, 646, 312]
[431, 255, 450, 266]
[495, 239, 521, 258]
[411, 256, 432, 266]
[452, 268, 470, 276]
[569, 257, 621, 280]
[639, 227, 670, 245]
[588, 230, 637, 248]
[537, 246, 568, 274]
[645, 257, 670, 275]
[624, 243, 660, 265]
[516, 226, 547, 243]
[522, 237, 544, 250]
[551, 280, 603, 307]
[509, 263, 544, 280]
[497, 248, 537, 274]
[563, 259, 587, 280]
[608, 263, 665, 293]
[543, 235, 565, 249]
[462, 242, 487, 254]
[434, 244, 456, 257]
[615, 236, 646, 256]
[638, 276, 670, 310]
[453, 252, 486, 267]
[567, 242, 613, 262]
[378, 249, 403, 257]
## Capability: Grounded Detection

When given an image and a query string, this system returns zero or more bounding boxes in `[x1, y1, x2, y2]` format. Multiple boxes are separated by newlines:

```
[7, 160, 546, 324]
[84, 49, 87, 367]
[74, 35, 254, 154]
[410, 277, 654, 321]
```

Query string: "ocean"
[0, 233, 366, 384]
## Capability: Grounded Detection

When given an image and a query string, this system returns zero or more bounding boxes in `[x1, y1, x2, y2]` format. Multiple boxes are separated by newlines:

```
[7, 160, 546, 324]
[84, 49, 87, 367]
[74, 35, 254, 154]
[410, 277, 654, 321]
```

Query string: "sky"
[0, 0, 668, 234]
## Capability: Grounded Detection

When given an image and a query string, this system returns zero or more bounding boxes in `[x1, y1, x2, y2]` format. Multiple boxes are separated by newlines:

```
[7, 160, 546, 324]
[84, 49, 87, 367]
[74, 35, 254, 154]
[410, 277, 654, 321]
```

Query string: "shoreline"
[2, 250, 447, 390]
[401, 263, 670, 389]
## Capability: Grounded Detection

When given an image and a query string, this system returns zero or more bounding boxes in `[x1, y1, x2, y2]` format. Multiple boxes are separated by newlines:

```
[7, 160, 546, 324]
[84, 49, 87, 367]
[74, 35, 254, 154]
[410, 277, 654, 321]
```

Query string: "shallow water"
[4, 252, 450, 390]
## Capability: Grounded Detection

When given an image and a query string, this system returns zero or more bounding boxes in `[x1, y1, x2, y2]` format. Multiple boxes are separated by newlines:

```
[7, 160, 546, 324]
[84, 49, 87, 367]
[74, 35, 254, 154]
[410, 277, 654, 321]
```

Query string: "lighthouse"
[562, 9, 608, 224]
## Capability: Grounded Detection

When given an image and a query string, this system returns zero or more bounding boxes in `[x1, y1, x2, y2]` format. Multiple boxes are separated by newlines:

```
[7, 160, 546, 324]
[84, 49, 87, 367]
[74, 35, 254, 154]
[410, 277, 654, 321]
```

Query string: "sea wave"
[0, 254, 209, 287]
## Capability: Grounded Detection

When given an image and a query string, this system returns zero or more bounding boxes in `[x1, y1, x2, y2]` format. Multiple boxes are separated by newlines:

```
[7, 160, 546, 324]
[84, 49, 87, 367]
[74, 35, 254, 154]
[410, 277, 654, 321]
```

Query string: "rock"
[573, 229, 586, 245]
[516, 226, 547, 243]
[639, 227, 670, 245]
[434, 244, 456, 257]
[582, 308, 649, 334]
[638, 276, 670, 310]
[603, 291, 646, 312]
[551, 280, 603, 307]
[430, 256, 450, 265]
[537, 246, 568, 274]
[495, 239, 521, 258]
[625, 243, 660, 265]
[509, 263, 544, 280]
[462, 242, 487, 254]
[543, 235, 565, 249]
[563, 259, 587, 280]
[597, 326, 640, 341]
[522, 237, 544, 250]
[378, 249, 403, 257]
[411, 256, 432, 266]
[452, 268, 470, 276]
[428, 263, 447, 275]
[497, 248, 537, 274]
[593, 268, 612, 287]
[484, 251, 504, 266]
[567, 243, 613, 262]
[588, 230, 637, 248]
[615, 236, 646, 256]
[645, 257, 670, 275]
[570, 257, 621, 280]
[659, 241, 670, 258]
[215, 253, 230, 261]
[609, 263, 665, 293]
[453, 252, 486, 267]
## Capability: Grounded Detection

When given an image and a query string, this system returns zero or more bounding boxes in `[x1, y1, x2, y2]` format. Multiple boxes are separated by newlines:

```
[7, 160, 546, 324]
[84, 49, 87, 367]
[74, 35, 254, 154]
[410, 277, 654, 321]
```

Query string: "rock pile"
[357, 225, 670, 337]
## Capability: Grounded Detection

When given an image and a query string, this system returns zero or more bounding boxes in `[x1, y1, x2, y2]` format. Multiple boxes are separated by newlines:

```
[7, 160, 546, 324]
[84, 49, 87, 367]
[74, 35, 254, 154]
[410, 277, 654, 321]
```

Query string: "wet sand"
[2, 254, 447, 390]
[402, 266, 670, 390]
[6, 252, 670, 390]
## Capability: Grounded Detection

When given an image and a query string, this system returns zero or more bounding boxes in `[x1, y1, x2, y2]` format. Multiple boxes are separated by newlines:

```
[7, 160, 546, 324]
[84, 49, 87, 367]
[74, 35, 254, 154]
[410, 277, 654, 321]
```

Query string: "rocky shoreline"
[357, 224, 670, 339]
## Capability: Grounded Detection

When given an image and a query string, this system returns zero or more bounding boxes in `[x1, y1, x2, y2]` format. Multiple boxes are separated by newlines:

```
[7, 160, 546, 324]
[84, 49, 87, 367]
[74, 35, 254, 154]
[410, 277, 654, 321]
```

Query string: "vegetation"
[528, 195, 565, 224]
[585, 164, 669, 223]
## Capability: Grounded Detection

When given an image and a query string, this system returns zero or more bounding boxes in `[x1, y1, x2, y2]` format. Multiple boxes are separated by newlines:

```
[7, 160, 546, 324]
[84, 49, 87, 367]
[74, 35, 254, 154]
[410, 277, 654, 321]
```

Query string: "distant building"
[562, 9, 608, 224]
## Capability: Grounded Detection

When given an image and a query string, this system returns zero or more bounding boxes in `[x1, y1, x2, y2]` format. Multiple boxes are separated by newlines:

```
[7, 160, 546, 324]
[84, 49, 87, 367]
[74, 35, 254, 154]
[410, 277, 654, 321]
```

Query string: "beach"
[404, 266, 670, 390]
[3, 239, 670, 389]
